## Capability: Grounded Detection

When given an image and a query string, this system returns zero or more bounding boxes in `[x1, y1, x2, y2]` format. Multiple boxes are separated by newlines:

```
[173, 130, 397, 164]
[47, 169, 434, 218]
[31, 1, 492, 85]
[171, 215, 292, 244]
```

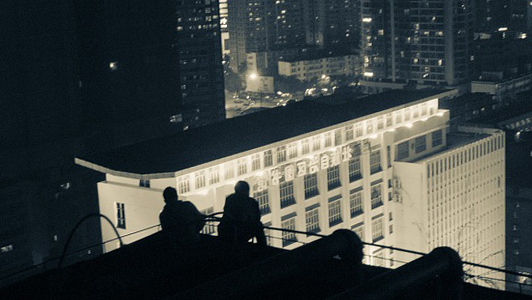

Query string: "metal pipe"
[327, 247, 463, 300]
[171, 229, 363, 300]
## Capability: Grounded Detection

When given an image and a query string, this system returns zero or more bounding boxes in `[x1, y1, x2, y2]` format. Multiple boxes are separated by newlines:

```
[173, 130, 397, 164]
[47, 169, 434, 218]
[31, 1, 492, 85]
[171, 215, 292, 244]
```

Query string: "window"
[252, 154, 261, 171]
[313, 136, 321, 151]
[195, 171, 206, 189]
[415, 136, 426, 154]
[264, 222, 272, 246]
[377, 116, 384, 130]
[301, 139, 310, 155]
[389, 212, 393, 221]
[288, 143, 298, 159]
[280, 180, 295, 208]
[366, 120, 373, 134]
[372, 216, 384, 242]
[328, 196, 342, 227]
[432, 130, 443, 147]
[355, 123, 363, 137]
[254, 189, 270, 215]
[306, 208, 320, 234]
[371, 183, 383, 209]
[386, 114, 393, 127]
[139, 179, 150, 188]
[346, 125, 354, 141]
[325, 132, 332, 147]
[373, 249, 385, 267]
[281, 217, 297, 246]
[201, 207, 216, 235]
[395, 111, 402, 124]
[304, 173, 319, 199]
[334, 129, 342, 145]
[370, 150, 381, 174]
[277, 146, 287, 163]
[387, 145, 391, 168]
[389, 224, 393, 234]
[178, 176, 190, 194]
[397, 141, 409, 160]
[264, 150, 273, 167]
[224, 163, 234, 180]
[350, 190, 363, 217]
[209, 167, 220, 184]
[349, 157, 362, 182]
[327, 165, 341, 190]
[116, 203, 126, 229]
[352, 224, 364, 240]
[404, 108, 410, 121]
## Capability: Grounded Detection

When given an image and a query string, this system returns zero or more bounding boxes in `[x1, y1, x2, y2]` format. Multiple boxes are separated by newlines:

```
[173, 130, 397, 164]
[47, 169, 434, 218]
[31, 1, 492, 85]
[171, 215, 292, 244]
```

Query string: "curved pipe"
[58, 213, 123, 269]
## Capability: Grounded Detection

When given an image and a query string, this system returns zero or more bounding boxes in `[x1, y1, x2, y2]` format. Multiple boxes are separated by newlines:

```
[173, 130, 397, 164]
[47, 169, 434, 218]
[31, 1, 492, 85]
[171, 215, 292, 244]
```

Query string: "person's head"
[234, 181, 250, 196]
[163, 187, 178, 204]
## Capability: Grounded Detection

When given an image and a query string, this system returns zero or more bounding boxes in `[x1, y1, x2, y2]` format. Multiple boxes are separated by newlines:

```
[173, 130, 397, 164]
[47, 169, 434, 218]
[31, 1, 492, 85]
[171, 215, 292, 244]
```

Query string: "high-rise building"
[474, 0, 532, 34]
[227, 0, 306, 72]
[77, 89, 505, 289]
[360, 0, 473, 89]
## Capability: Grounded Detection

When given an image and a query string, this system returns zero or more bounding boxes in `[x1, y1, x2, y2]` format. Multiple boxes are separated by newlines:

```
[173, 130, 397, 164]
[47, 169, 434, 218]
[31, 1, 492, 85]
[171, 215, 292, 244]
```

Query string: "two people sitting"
[159, 181, 266, 247]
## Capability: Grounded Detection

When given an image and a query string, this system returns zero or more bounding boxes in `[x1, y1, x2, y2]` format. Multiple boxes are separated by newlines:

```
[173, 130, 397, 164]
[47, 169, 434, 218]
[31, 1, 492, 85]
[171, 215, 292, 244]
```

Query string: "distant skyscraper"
[227, 0, 306, 72]
[474, 0, 531, 34]
[360, 0, 473, 87]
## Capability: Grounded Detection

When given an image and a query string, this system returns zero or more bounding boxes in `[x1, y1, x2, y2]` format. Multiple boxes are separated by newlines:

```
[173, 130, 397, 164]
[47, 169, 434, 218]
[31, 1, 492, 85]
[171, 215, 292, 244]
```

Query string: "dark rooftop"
[77, 90, 443, 177]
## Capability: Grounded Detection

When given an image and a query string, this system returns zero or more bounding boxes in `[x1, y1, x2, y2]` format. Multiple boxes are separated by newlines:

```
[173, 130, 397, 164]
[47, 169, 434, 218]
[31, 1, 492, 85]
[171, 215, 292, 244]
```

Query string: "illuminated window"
[327, 165, 341, 190]
[254, 189, 270, 215]
[415, 135, 426, 154]
[304, 173, 319, 199]
[288, 143, 298, 159]
[224, 163, 235, 180]
[335, 129, 342, 145]
[349, 157, 362, 182]
[371, 182, 383, 209]
[396, 141, 409, 160]
[110, 61, 118, 71]
[306, 207, 320, 234]
[116, 203, 126, 229]
[302, 139, 310, 154]
[201, 207, 216, 235]
[355, 123, 363, 137]
[352, 223, 364, 240]
[281, 216, 297, 246]
[280, 180, 295, 208]
[264, 150, 273, 167]
[372, 216, 384, 242]
[346, 125, 354, 141]
[366, 120, 373, 134]
[350, 189, 363, 217]
[237, 159, 248, 176]
[252, 154, 261, 171]
[370, 150, 381, 174]
[277, 146, 287, 163]
[377, 116, 384, 130]
[432, 130, 443, 147]
[178, 176, 190, 194]
[325, 132, 332, 147]
[209, 167, 220, 184]
[386, 114, 393, 127]
[313, 136, 321, 151]
[195, 171, 206, 189]
[328, 195, 342, 227]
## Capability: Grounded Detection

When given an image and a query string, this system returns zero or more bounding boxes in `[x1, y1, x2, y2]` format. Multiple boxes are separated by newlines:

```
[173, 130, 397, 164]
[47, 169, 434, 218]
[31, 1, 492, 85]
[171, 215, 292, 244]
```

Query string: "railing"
[2, 213, 532, 294]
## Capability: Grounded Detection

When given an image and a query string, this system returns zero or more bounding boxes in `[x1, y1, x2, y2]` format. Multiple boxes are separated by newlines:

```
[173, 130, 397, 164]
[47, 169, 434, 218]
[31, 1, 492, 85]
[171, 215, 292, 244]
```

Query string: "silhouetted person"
[218, 181, 267, 246]
[159, 187, 205, 247]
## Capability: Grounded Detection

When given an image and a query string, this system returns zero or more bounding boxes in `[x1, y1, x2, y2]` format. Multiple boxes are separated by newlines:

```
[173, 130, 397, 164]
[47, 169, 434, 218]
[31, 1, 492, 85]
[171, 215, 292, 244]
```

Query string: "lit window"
[288, 143, 298, 159]
[209, 167, 220, 184]
[306, 208, 320, 234]
[350, 189, 363, 218]
[366, 120, 373, 134]
[386, 114, 393, 127]
[325, 132, 332, 147]
[252, 154, 261, 171]
[237, 158, 248, 176]
[178, 176, 190, 194]
[280, 180, 295, 208]
[302, 139, 310, 155]
[377, 116, 384, 130]
[109, 61, 118, 71]
[264, 150, 273, 167]
[277, 146, 287, 163]
[116, 203, 126, 229]
[371, 182, 383, 209]
[195, 171, 206, 189]
[313, 136, 321, 151]
[372, 216, 384, 242]
[327, 165, 341, 190]
[224, 162, 235, 180]
[281, 217, 297, 246]
[328, 195, 342, 227]
[254, 189, 270, 215]
[304, 173, 319, 199]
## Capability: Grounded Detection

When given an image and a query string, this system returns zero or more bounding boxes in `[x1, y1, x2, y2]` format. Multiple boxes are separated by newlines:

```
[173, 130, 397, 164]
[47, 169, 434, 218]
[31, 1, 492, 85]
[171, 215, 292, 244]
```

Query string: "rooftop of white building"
[76, 90, 444, 177]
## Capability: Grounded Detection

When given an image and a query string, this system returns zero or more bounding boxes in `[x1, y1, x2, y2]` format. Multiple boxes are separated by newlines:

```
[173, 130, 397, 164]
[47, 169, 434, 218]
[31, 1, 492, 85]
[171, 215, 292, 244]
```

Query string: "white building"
[76, 90, 505, 288]
[278, 54, 359, 82]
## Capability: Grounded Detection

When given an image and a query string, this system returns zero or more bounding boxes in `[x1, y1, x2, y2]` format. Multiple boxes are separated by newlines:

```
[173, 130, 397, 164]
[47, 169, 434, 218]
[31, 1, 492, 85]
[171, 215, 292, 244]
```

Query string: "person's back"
[219, 181, 266, 245]
[159, 187, 205, 246]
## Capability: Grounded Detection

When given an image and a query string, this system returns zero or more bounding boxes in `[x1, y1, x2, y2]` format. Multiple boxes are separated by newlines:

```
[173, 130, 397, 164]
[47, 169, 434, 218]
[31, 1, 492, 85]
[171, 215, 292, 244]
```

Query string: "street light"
[248, 73, 266, 108]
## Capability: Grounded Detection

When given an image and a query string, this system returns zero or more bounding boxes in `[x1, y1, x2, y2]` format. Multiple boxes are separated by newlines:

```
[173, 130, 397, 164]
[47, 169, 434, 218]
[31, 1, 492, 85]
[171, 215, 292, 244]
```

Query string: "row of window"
[396, 129, 443, 161]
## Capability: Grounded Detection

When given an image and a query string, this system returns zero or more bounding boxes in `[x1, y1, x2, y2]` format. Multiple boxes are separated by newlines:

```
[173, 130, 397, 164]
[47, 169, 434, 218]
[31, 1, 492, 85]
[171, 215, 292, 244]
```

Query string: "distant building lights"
[362, 18, 372, 23]
[249, 73, 258, 80]
[406, 122, 413, 128]
[363, 72, 374, 77]
[498, 27, 508, 32]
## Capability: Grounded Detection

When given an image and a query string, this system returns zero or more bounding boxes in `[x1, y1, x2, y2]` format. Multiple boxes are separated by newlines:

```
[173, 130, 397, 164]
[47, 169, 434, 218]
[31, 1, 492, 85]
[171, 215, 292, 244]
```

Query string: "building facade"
[278, 54, 360, 82]
[77, 90, 505, 288]
[360, 0, 473, 87]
